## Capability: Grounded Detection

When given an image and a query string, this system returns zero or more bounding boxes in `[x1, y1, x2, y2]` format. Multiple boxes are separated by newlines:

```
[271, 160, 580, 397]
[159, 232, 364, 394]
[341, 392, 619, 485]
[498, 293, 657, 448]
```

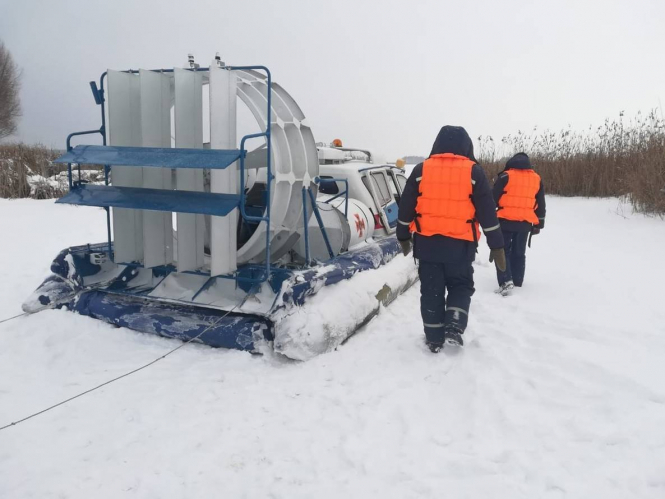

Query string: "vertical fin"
[108, 70, 143, 264]
[209, 65, 238, 276]
[174, 68, 205, 272]
[139, 69, 174, 268]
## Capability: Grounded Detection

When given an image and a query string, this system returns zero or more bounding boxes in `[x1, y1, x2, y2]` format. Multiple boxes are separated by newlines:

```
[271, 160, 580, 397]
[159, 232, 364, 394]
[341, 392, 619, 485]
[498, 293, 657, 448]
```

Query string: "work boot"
[426, 340, 443, 353]
[496, 280, 515, 297]
[444, 326, 464, 347]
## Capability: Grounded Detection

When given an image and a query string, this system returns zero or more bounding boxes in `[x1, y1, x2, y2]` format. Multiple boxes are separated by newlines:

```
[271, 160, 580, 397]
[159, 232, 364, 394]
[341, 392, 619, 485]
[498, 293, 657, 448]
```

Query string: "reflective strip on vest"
[409, 153, 479, 242]
[498, 169, 541, 225]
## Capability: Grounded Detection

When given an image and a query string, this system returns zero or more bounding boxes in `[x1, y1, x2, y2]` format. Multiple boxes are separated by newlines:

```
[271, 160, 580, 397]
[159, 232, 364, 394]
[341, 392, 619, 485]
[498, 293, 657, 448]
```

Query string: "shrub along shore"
[2, 111, 664, 215]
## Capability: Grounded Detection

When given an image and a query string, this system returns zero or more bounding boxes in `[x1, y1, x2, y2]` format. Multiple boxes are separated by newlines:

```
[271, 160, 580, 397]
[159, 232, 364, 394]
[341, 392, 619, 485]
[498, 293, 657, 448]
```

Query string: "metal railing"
[64, 65, 273, 285]
[61, 64, 339, 295]
[316, 176, 349, 217]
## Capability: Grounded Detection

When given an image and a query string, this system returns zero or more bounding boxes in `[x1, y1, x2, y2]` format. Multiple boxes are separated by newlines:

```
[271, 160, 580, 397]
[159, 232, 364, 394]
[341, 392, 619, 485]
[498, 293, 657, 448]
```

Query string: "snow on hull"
[22, 274, 79, 313]
[21, 236, 417, 360]
[273, 252, 417, 360]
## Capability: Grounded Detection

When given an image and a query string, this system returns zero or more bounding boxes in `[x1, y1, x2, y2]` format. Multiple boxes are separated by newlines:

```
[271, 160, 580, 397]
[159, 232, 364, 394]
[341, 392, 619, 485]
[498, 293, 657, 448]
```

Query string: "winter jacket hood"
[429, 126, 477, 162]
[504, 152, 533, 171]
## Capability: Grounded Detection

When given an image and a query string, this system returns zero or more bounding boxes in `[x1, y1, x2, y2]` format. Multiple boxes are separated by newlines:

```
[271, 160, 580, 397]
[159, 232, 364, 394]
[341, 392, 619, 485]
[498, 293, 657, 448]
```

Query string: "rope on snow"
[0, 296, 249, 432]
[0, 312, 27, 325]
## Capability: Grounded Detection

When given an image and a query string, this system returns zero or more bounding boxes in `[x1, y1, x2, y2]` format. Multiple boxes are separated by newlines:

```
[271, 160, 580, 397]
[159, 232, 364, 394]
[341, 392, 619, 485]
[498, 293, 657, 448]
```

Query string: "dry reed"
[477, 110, 665, 215]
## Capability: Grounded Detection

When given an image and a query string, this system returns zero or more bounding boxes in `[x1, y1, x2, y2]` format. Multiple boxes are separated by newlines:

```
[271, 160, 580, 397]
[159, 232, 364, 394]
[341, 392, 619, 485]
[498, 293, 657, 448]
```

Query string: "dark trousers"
[496, 230, 529, 287]
[418, 260, 475, 344]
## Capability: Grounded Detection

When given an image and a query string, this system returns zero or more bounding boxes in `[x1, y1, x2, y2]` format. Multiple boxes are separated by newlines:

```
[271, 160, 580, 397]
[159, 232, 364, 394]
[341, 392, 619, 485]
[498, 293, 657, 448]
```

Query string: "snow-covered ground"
[1, 197, 665, 498]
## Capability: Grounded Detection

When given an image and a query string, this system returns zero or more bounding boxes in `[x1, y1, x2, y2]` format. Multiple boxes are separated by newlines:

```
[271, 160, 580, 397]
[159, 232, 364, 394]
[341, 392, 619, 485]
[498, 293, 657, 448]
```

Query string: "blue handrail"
[64, 129, 103, 189]
[301, 188, 310, 265]
[316, 177, 349, 217]
[63, 127, 110, 256]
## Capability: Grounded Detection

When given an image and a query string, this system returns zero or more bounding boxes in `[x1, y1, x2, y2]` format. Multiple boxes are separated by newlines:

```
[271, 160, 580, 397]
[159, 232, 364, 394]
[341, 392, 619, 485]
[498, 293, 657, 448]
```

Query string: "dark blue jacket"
[492, 152, 546, 232]
[397, 126, 504, 263]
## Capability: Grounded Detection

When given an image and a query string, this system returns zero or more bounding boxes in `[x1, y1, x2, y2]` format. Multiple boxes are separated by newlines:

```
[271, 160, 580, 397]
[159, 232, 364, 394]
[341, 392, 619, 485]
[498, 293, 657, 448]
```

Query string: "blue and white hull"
[23, 237, 418, 360]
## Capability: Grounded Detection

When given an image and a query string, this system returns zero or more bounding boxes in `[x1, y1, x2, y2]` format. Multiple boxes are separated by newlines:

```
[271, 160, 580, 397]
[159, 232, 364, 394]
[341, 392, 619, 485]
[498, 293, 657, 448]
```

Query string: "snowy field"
[1, 197, 665, 498]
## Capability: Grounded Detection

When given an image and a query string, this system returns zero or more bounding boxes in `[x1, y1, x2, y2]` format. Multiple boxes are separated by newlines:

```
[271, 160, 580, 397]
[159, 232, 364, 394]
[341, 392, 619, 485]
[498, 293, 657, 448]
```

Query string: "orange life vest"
[498, 169, 541, 224]
[409, 153, 479, 242]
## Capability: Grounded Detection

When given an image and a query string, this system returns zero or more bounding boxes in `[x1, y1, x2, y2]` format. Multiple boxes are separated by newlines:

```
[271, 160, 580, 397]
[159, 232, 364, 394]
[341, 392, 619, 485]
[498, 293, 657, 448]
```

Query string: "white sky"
[1, 0, 664, 160]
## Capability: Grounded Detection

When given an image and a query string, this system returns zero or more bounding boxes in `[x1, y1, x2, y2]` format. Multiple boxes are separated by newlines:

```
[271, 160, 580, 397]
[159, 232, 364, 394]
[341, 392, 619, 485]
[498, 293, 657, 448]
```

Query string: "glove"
[489, 248, 507, 272]
[399, 238, 412, 257]
[528, 227, 541, 248]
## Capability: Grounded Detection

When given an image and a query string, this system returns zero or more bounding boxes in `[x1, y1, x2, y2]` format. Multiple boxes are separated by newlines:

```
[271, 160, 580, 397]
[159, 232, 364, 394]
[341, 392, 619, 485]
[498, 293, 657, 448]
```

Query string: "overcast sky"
[1, 0, 664, 160]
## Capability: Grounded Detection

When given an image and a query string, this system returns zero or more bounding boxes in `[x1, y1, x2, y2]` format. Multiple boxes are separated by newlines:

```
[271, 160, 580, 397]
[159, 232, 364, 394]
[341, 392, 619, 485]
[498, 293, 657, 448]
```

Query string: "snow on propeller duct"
[22, 55, 418, 360]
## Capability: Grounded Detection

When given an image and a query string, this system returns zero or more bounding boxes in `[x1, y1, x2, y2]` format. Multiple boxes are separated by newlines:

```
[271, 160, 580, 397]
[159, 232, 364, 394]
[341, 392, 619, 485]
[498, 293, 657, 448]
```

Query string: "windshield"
[318, 176, 339, 195]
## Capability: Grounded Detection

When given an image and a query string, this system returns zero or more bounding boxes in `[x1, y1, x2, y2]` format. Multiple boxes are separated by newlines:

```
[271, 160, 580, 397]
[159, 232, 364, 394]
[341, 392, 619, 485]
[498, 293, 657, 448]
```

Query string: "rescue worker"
[397, 126, 506, 353]
[492, 152, 546, 295]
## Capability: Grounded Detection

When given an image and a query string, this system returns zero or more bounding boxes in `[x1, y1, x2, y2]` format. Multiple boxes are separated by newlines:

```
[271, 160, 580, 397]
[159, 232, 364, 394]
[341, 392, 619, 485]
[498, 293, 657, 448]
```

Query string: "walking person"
[492, 152, 546, 295]
[397, 126, 506, 353]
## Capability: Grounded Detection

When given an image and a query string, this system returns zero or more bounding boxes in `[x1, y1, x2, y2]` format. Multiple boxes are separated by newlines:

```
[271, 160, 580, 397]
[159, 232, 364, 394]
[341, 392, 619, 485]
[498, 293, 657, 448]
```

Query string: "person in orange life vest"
[492, 152, 546, 295]
[397, 126, 506, 353]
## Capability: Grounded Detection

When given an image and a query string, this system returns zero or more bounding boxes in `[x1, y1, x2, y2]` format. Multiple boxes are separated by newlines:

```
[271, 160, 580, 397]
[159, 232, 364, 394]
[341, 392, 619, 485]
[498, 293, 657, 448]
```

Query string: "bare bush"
[0, 142, 105, 199]
[0, 143, 64, 198]
[477, 111, 665, 215]
[0, 41, 21, 140]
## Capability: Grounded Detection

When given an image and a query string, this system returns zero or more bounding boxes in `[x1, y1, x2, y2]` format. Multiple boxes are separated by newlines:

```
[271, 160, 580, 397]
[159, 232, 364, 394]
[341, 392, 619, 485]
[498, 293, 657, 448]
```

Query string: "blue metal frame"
[57, 145, 243, 170]
[316, 176, 349, 217]
[301, 185, 335, 264]
[307, 187, 334, 259]
[57, 184, 241, 216]
[64, 129, 109, 253]
[301, 188, 310, 265]
[64, 130, 103, 188]
[61, 65, 275, 288]
[59, 65, 373, 299]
